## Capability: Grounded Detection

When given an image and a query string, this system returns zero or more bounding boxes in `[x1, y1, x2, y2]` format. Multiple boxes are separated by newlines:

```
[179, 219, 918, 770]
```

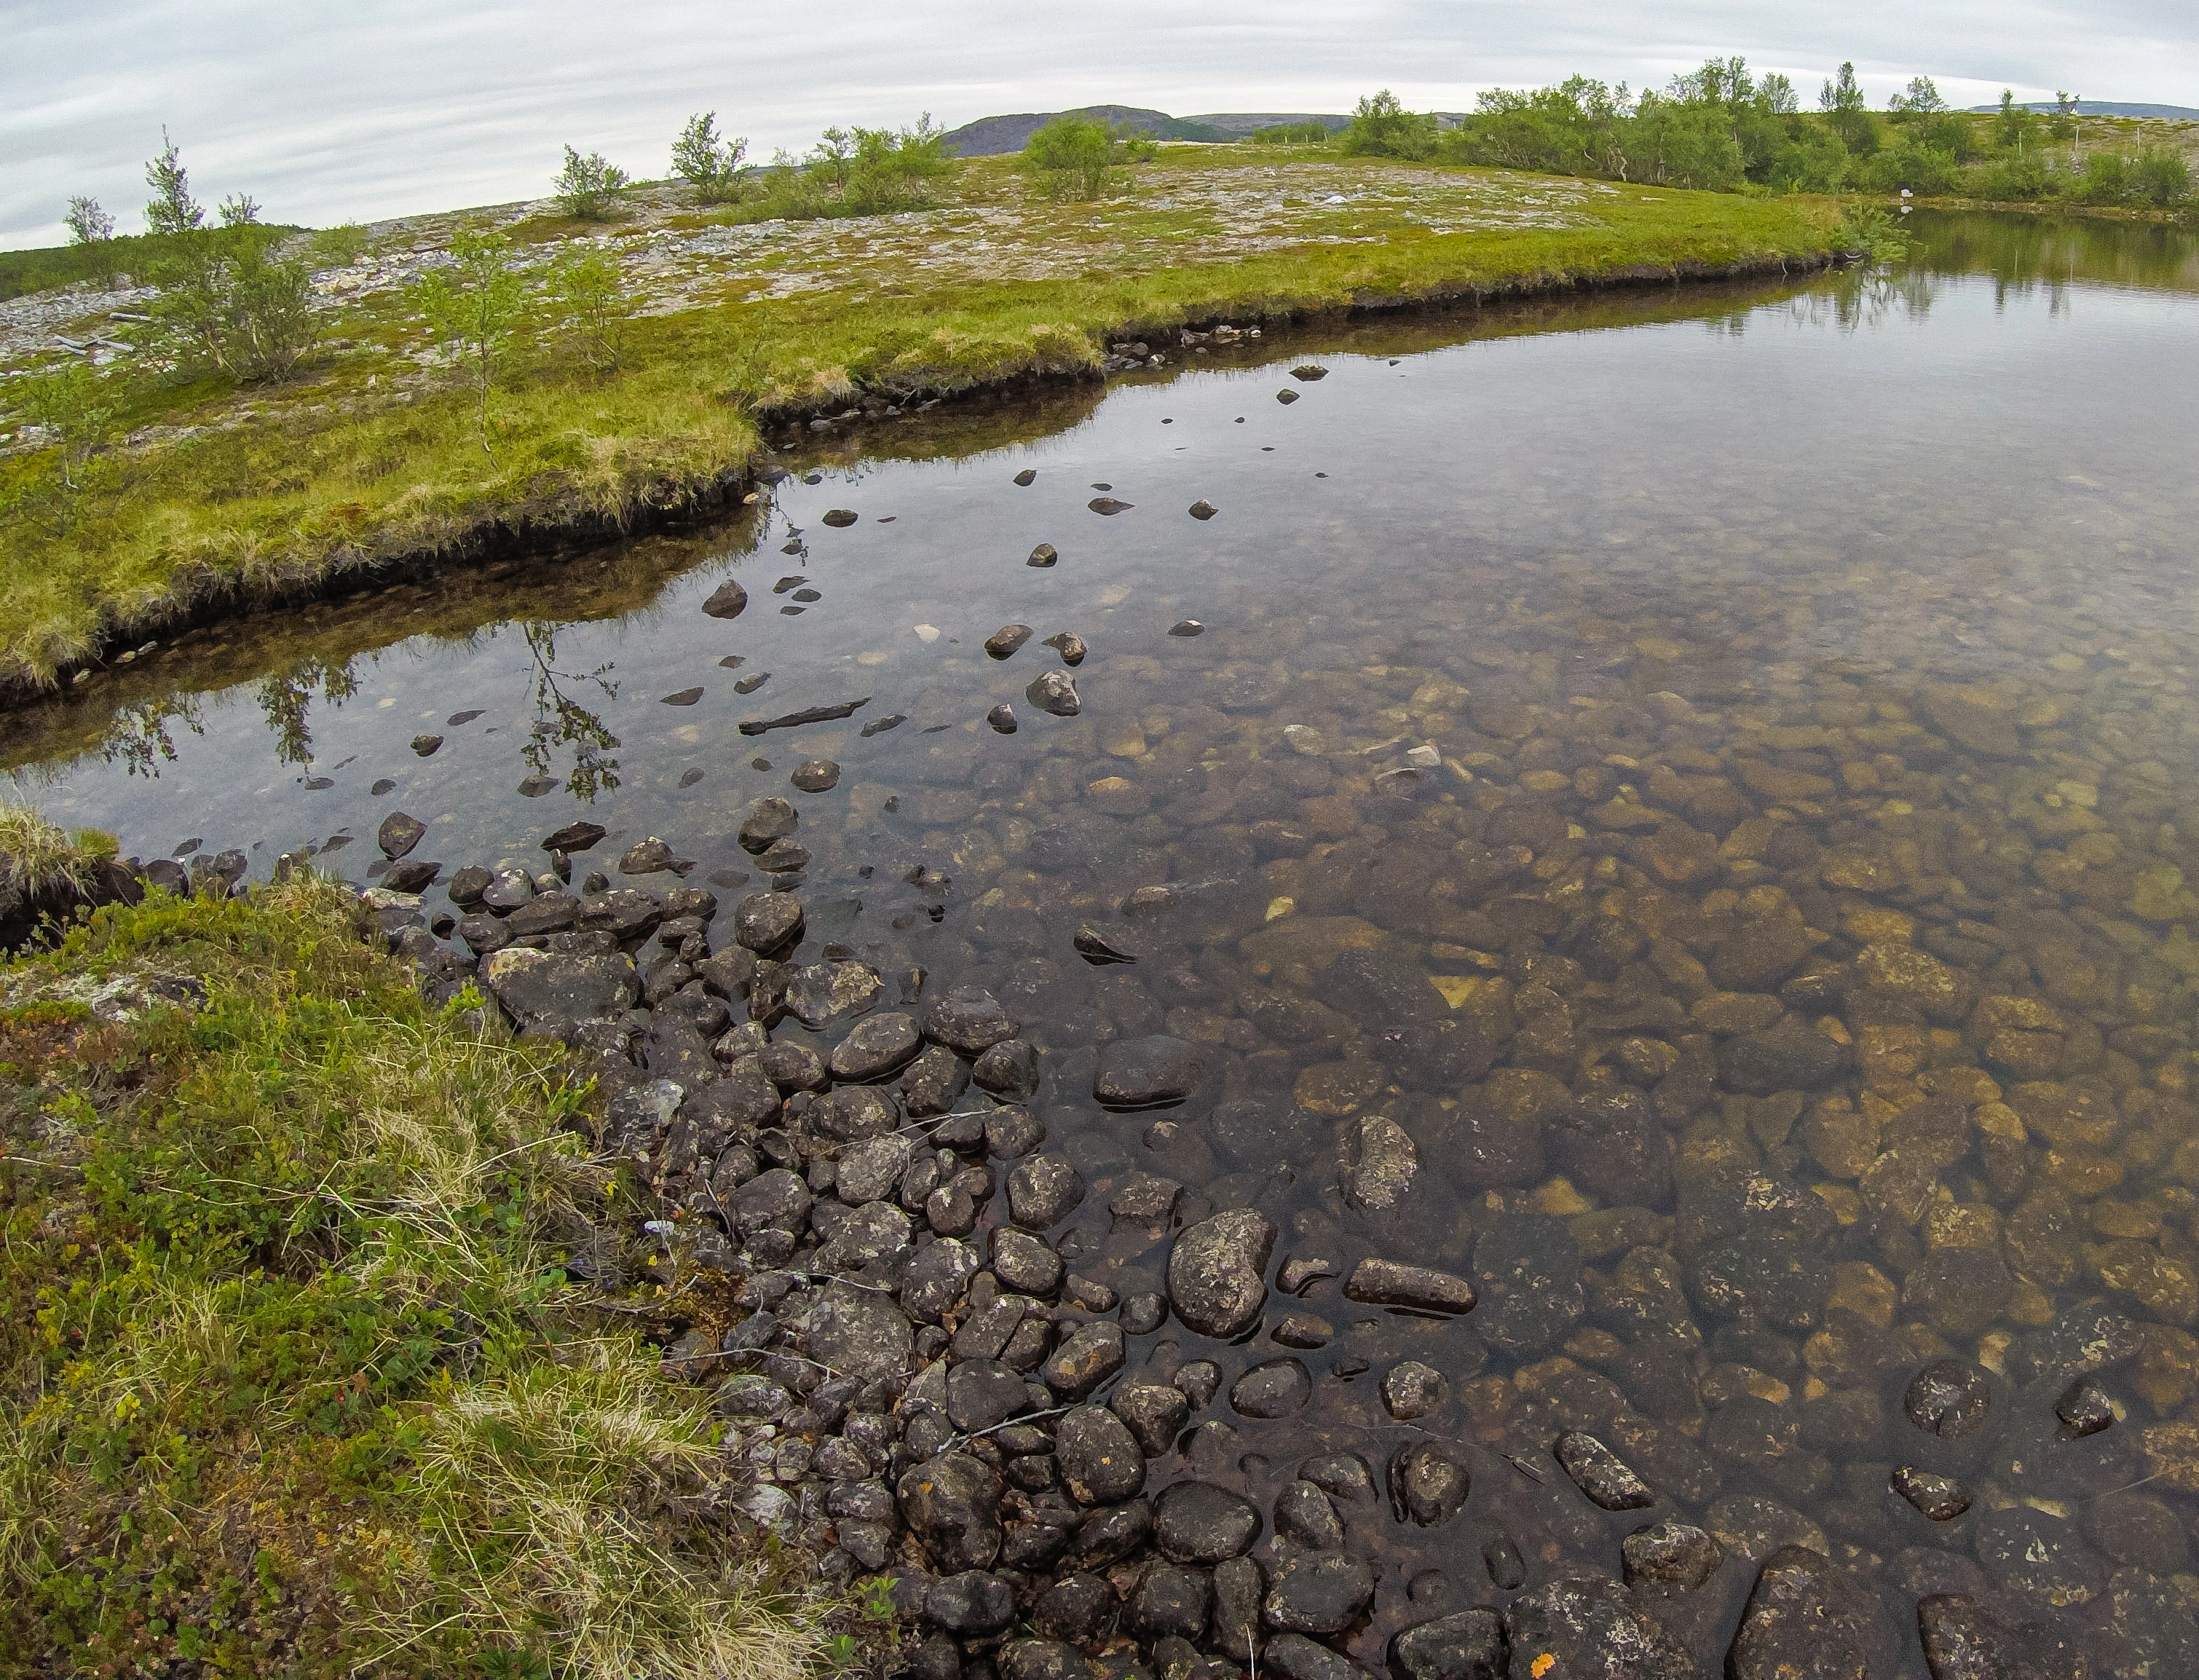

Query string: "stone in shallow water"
[1054, 1405, 1145, 1505]
[1389, 1441, 1469, 1526]
[897, 1452, 1003, 1571]
[1027, 670, 1081, 715]
[1891, 1464, 1972, 1521]
[1622, 1521, 1722, 1595]
[733, 893, 803, 953]
[701, 578, 748, 618]
[1167, 1210, 1274, 1338]
[1726, 1546, 1899, 1679]
[821, 508, 857, 527]
[1905, 1358, 1994, 1438]
[1555, 1431, 1655, 1511]
[791, 758, 840, 792]
[1972, 1507, 2105, 1609]
[987, 703, 1017, 733]
[1094, 1034, 1207, 1106]
[738, 797, 797, 851]
[1027, 542, 1057, 567]
[1153, 1480, 1260, 1563]
[409, 733, 441, 754]
[831, 1011, 920, 1081]
[1382, 1360, 1446, 1419]
[985, 623, 1033, 658]
[377, 811, 426, 859]
[1230, 1357, 1310, 1419]
[923, 985, 1019, 1054]
[1007, 1152, 1085, 1229]
[1389, 1609, 1506, 1680]
[2056, 1376, 2116, 1438]
[1043, 630, 1086, 664]
[1503, 1576, 1691, 1680]
[1188, 499, 1218, 520]
[1264, 1552, 1375, 1635]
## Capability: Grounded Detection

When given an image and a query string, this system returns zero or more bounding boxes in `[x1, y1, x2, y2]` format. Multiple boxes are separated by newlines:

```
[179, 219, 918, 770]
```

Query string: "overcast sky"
[7, 0, 2197, 250]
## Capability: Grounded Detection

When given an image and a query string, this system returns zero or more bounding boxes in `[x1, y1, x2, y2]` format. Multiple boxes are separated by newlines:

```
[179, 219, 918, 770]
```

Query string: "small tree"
[1889, 76, 1946, 114]
[412, 231, 524, 454]
[15, 363, 117, 493]
[671, 111, 748, 202]
[1818, 63, 1878, 154]
[553, 146, 629, 218]
[308, 222, 372, 268]
[152, 242, 318, 381]
[218, 192, 262, 227]
[1023, 116, 1128, 200]
[1340, 91, 1437, 159]
[550, 245, 628, 373]
[64, 196, 115, 245]
[143, 127, 204, 234]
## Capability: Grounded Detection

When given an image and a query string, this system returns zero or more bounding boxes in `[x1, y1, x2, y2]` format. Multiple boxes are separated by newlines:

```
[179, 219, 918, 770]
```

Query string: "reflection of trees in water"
[1780, 265, 1946, 334]
[255, 658, 360, 767]
[98, 693, 208, 778]
[522, 621, 621, 801]
[1909, 210, 2199, 296]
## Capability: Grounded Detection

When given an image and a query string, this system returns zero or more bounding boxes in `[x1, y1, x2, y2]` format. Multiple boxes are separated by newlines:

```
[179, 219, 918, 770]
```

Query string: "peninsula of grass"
[0, 869, 839, 1678]
[0, 149, 1843, 693]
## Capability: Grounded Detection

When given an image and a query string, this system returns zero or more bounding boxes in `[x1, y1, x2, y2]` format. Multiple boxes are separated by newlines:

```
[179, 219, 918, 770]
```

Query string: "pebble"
[1188, 500, 1217, 520]
[1166, 1211, 1275, 1338]
[1169, 620, 1204, 636]
[1041, 631, 1085, 664]
[821, 509, 856, 527]
[985, 624, 1034, 659]
[1013, 469, 1037, 486]
[1890, 1464, 1972, 1521]
[791, 759, 840, 792]
[702, 579, 748, 618]
[1026, 670, 1080, 716]
[988, 704, 1017, 733]
[1089, 497, 1132, 515]
[1904, 1359, 1994, 1438]
[1027, 543, 1057, 567]
[1554, 1432, 1655, 1510]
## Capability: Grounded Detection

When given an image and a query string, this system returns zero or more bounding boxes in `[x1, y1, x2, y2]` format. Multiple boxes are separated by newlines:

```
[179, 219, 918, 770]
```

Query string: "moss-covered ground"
[0, 878, 845, 1678]
[0, 149, 1841, 691]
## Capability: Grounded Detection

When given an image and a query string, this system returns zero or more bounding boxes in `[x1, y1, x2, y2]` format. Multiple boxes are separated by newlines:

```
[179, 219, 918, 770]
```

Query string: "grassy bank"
[0, 875, 832, 1677]
[0, 149, 1841, 693]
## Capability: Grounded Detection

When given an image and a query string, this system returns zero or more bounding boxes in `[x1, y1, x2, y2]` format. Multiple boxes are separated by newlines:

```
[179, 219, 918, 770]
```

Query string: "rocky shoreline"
[47, 746, 2156, 1680]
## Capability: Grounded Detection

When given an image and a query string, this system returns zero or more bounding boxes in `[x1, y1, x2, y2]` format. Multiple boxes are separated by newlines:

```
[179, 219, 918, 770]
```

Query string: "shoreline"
[4, 245, 1839, 713]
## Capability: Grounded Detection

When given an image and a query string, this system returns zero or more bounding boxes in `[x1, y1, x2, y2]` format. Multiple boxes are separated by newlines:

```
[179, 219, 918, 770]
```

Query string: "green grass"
[0, 151, 1841, 691]
[0, 804, 117, 918]
[0, 876, 840, 1679]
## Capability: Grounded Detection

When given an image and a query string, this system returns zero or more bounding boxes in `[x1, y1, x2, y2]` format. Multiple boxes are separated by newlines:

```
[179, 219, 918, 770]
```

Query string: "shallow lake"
[14, 207, 2199, 1672]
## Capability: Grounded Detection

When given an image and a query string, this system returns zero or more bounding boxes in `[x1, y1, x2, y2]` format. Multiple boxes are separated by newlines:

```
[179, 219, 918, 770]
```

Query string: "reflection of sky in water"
[13, 211, 2199, 1668]
[15, 223, 2198, 887]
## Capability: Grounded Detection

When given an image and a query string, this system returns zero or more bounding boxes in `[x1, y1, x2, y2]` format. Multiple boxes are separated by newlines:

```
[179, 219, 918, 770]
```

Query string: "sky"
[6, 0, 2198, 251]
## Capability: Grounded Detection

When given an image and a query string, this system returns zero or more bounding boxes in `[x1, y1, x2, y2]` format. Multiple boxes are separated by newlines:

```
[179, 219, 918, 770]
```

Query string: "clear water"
[13, 208, 2199, 1671]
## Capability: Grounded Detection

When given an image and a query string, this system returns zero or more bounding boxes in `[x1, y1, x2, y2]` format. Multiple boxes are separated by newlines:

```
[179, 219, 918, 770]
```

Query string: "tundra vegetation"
[0, 106, 1841, 690]
[0, 870, 840, 1677]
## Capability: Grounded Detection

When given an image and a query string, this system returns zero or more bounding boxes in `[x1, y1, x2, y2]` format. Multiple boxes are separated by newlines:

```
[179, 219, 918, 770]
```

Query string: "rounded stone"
[1381, 1360, 1448, 1420]
[1263, 1552, 1375, 1635]
[830, 1011, 922, 1081]
[1905, 1359, 1994, 1438]
[1055, 1405, 1147, 1505]
[1389, 1441, 1470, 1527]
[1153, 1480, 1262, 1563]
[1094, 1034, 1208, 1108]
[1008, 1153, 1086, 1229]
[897, 1452, 1005, 1571]
[733, 892, 803, 953]
[791, 759, 840, 792]
[923, 985, 1019, 1054]
[1890, 1464, 1972, 1521]
[1504, 1577, 1691, 1680]
[1231, 1357, 1311, 1419]
[974, 1037, 1041, 1101]
[992, 1228, 1065, 1297]
[947, 1358, 1028, 1432]
[1168, 1210, 1276, 1338]
[1622, 1521, 1723, 1594]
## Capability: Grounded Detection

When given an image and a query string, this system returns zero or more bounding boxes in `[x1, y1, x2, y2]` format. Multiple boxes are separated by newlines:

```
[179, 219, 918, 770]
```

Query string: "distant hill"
[939, 106, 1351, 157]
[1962, 100, 2199, 118]
[1180, 112, 1353, 137]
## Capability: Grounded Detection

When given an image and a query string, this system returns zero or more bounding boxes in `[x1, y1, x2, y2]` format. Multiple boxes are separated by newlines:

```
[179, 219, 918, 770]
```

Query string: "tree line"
[1335, 63, 2192, 208]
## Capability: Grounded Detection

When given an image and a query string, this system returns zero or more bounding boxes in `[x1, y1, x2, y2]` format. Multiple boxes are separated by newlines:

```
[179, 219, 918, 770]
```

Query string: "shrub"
[1251, 120, 1332, 145]
[1854, 142, 1960, 194]
[216, 191, 261, 226]
[412, 230, 524, 451]
[1831, 202, 1908, 261]
[671, 111, 747, 202]
[845, 116, 952, 213]
[553, 146, 630, 218]
[1340, 90, 1437, 159]
[2131, 151, 2192, 208]
[550, 245, 629, 373]
[151, 240, 318, 381]
[11, 363, 118, 492]
[309, 221, 373, 268]
[1023, 115, 1145, 200]
[63, 195, 114, 245]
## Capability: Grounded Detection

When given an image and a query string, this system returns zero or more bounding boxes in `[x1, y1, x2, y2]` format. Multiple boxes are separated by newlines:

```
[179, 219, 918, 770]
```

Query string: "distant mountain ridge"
[938, 106, 1349, 157]
[1962, 100, 2199, 118]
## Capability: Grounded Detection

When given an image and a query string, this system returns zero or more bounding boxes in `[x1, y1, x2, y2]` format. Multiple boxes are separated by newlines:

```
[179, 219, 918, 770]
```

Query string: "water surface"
[15, 208, 2199, 1673]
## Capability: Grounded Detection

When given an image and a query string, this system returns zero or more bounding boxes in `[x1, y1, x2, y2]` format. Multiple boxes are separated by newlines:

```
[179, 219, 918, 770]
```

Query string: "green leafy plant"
[309, 220, 373, 269]
[550, 245, 630, 374]
[12, 362, 118, 493]
[151, 239, 318, 380]
[759, 117, 955, 218]
[413, 229, 526, 453]
[1341, 90, 1437, 160]
[216, 191, 261, 226]
[671, 111, 748, 202]
[1831, 202, 1909, 262]
[63, 194, 114, 245]
[554, 146, 631, 219]
[1022, 115, 1143, 200]
[142, 126, 204, 234]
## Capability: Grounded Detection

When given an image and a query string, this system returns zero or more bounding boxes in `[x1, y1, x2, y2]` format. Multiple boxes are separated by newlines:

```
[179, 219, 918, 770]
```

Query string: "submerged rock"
[1726, 1546, 1898, 1679]
[1168, 1210, 1275, 1338]
[1502, 1576, 1691, 1680]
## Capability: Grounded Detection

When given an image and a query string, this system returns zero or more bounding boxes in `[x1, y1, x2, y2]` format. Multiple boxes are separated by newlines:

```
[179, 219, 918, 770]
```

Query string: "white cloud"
[5, 0, 2194, 248]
